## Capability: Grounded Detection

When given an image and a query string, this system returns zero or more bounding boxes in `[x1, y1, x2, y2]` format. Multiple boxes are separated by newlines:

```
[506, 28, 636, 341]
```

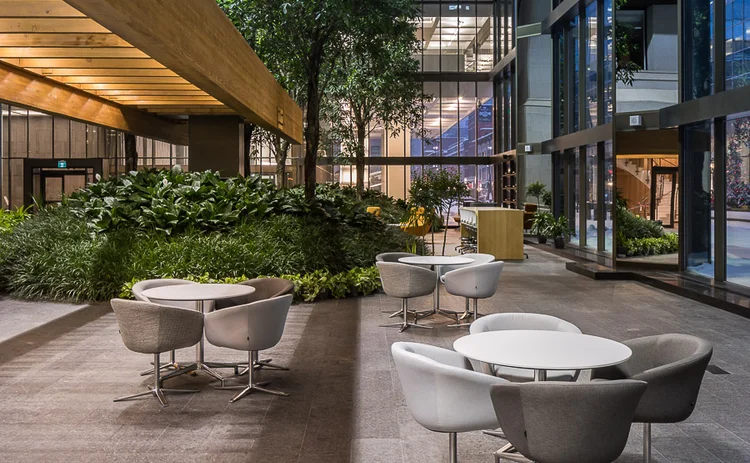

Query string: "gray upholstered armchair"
[131, 278, 195, 376]
[490, 380, 647, 463]
[469, 313, 582, 382]
[111, 298, 204, 407]
[204, 294, 293, 403]
[377, 261, 435, 332]
[391, 342, 508, 463]
[591, 334, 713, 463]
[442, 261, 504, 326]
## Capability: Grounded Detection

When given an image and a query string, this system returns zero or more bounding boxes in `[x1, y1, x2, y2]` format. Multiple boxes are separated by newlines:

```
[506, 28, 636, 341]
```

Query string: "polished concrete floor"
[1, 247, 750, 462]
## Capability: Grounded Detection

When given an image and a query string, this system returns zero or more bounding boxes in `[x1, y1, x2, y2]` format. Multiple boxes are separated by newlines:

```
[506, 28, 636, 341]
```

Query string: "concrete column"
[188, 116, 244, 176]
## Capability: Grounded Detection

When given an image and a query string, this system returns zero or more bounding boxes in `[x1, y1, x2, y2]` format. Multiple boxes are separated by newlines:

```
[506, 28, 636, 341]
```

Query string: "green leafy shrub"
[66, 169, 383, 235]
[622, 233, 678, 257]
[119, 266, 382, 303]
[0, 208, 407, 302]
[0, 206, 30, 235]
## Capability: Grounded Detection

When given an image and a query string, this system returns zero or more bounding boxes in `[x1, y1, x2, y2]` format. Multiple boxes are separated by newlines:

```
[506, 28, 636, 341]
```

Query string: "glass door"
[650, 167, 678, 229]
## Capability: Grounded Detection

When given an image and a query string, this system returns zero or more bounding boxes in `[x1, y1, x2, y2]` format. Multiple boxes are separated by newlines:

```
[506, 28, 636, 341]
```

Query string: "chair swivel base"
[217, 383, 290, 403]
[380, 321, 433, 333]
[114, 385, 199, 408]
[216, 351, 289, 403]
[140, 350, 180, 376]
[237, 358, 290, 376]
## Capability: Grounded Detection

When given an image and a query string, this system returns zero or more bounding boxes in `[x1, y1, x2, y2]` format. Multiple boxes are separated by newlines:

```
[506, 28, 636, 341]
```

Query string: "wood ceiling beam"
[0, 61, 188, 144]
[7, 58, 165, 68]
[78, 83, 199, 90]
[109, 95, 216, 101]
[39, 68, 179, 77]
[64, 0, 303, 144]
[52, 76, 189, 84]
[0, 33, 131, 47]
[131, 101, 224, 107]
[144, 107, 237, 115]
[0, 18, 109, 33]
[92, 89, 208, 96]
[0, 47, 147, 58]
[0, 1, 85, 17]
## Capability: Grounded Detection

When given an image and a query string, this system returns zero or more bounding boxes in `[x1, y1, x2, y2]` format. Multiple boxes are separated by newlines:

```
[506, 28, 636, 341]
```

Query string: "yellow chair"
[400, 207, 431, 237]
[366, 206, 382, 218]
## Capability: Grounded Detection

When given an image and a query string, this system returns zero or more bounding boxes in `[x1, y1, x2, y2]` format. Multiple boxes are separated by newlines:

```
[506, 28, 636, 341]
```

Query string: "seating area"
[0, 247, 746, 463]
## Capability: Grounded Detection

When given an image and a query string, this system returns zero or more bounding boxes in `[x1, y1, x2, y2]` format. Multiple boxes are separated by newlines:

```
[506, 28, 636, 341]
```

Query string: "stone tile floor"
[1, 247, 750, 462]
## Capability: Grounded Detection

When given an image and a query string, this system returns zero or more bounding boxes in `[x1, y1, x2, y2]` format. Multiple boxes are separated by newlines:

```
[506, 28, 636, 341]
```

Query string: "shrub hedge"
[0, 170, 420, 302]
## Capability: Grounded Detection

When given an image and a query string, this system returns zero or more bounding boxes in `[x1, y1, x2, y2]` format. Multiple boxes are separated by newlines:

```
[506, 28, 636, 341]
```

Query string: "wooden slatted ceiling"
[0, 0, 302, 142]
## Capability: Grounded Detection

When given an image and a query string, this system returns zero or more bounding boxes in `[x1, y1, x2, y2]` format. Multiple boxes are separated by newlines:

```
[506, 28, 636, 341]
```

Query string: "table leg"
[534, 369, 547, 382]
[187, 300, 225, 385]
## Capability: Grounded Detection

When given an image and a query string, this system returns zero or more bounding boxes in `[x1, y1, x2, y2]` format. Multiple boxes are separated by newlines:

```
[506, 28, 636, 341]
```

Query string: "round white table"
[453, 330, 632, 381]
[399, 255, 474, 319]
[142, 283, 256, 382]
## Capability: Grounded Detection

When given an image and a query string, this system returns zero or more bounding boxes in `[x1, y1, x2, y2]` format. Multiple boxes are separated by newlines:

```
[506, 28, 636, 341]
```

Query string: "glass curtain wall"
[324, 1, 505, 204]
[551, 0, 614, 255]
[683, 121, 715, 277]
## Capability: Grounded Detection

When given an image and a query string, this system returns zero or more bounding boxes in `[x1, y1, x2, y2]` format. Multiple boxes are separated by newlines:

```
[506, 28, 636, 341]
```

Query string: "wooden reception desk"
[460, 207, 525, 260]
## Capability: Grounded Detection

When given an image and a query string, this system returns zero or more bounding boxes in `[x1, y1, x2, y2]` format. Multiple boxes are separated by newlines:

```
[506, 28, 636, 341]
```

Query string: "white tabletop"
[453, 330, 632, 371]
[399, 256, 475, 266]
[142, 283, 255, 302]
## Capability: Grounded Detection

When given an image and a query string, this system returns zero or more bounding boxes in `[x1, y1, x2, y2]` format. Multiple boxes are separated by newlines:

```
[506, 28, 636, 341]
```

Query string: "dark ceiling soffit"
[418, 72, 492, 82]
[541, 123, 614, 153]
[316, 156, 502, 166]
[489, 48, 517, 80]
[514, 142, 543, 155]
[543, 0, 580, 33]
[659, 84, 750, 127]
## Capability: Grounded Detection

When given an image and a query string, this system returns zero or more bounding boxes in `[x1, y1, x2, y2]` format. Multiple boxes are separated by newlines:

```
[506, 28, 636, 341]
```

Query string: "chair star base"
[380, 321, 433, 333]
[216, 351, 290, 403]
[115, 353, 199, 408]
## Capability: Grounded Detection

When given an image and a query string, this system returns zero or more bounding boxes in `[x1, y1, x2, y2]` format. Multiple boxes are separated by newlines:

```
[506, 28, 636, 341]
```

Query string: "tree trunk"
[243, 124, 255, 177]
[274, 138, 290, 189]
[442, 200, 452, 255]
[124, 133, 137, 172]
[355, 123, 367, 198]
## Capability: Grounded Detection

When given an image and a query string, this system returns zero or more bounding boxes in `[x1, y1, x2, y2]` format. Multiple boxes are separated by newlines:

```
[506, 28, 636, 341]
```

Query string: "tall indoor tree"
[323, 0, 424, 197]
[218, 0, 356, 199]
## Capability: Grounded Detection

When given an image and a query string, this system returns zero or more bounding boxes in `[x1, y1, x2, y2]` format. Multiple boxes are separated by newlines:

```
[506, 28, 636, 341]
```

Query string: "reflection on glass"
[569, 18, 580, 132]
[585, 1, 598, 129]
[684, 120, 715, 277]
[684, 0, 713, 99]
[585, 144, 598, 249]
[603, 0, 613, 123]
[604, 141, 614, 253]
[726, 114, 750, 286]
[725, 0, 750, 89]
[570, 148, 581, 245]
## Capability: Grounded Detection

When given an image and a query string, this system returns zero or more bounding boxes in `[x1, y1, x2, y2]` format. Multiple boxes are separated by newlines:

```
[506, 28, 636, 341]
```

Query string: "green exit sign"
[57, 160, 67, 168]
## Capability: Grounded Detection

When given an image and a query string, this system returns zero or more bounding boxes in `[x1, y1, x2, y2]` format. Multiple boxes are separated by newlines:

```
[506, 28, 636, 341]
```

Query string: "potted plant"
[526, 181, 547, 206]
[548, 216, 575, 249]
[530, 211, 554, 244]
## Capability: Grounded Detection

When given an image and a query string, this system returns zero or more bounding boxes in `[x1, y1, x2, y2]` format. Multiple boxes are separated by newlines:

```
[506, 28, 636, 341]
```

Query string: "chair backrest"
[391, 342, 506, 433]
[375, 252, 417, 263]
[470, 312, 581, 336]
[131, 278, 196, 310]
[591, 334, 713, 423]
[110, 298, 204, 354]
[438, 253, 495, 277]
[490, 380, 647, 463]
[214, 277, 295, 310]
[204, 294, 293, 352]
[376, 262, 436, 299]
[443, 261, 504, 299]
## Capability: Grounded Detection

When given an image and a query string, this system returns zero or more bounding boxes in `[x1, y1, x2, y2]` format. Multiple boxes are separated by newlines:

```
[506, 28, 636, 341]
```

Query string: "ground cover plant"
[0, 170, 420, 302]
[616, 192, 678, 257]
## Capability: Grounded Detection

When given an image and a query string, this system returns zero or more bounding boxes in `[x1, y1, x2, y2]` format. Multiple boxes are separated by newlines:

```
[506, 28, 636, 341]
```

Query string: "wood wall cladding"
[0, 0, 302, 144]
